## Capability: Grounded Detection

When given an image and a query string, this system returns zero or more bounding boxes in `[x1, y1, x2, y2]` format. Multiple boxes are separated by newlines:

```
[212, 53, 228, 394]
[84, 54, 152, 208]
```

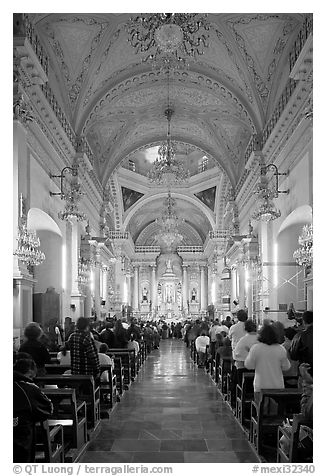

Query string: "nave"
[80, 340, 259, 463]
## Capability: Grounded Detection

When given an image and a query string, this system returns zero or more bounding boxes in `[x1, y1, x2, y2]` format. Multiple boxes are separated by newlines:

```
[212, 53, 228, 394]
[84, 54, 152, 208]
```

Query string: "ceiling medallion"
[126, 13, 210, 70]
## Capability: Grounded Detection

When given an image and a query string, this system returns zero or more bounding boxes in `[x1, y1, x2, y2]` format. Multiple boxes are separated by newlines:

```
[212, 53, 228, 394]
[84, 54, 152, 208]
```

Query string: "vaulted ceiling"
[29, 13, 305, 243]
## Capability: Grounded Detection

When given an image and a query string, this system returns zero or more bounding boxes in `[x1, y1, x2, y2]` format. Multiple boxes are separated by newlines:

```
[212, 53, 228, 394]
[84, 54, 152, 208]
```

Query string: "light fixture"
[251, 163, 288, 221]
[126, 13, 210, 70]
[14, 224, 45, 267]
[155, 192, 183, 249]
[147, 68, 189, 185]
[13, 194, 45, 268]
[293, 224, 313, 267]
[50, 165, 86, 222]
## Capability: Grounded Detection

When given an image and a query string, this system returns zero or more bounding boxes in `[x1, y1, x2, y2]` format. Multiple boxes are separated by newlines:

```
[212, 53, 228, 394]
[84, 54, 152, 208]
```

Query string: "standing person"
[113, 320, 128, 348]
[195, 332, 210, 368]
[100, 322, 115, 348]
[229, 309, 248, 352]
[222, 315, 233, 329]
[244, 324, 290, 402]
[13, 357, 53, 462]
[289, 311, 313, 375]
[68, 317, 100, 378]
[19, 323, 51, 376]
[209, 320, 220, 360]
[233, 320, 258, 369]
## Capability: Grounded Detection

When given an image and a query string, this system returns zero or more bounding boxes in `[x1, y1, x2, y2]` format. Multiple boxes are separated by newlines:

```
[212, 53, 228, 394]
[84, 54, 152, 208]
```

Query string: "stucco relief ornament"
[13, 94, 34, 124]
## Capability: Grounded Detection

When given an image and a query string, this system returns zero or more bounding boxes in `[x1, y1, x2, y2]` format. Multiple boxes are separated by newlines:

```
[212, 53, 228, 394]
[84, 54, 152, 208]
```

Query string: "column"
[94, 247, 101, 318]
[133, 265, 139, 310]
[126, 275, 132, 306]
[200, 265, 208, 311]
[84, 286, 92, 318]
[238, 264, 246, 309]
[69, 217, 85, 320]
[151, 265, 156, 309]
[182, 265, 188, 310]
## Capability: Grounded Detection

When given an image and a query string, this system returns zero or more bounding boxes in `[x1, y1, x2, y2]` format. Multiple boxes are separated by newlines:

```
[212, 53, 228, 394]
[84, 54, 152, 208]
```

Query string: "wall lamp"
[262, 163, 289, 196]
[50, 165, 78, 198]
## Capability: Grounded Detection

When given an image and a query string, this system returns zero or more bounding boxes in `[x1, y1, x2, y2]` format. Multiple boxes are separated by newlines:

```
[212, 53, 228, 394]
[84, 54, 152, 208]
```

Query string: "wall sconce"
[50, 165, 78, 198]
[261, 163, 289, 197]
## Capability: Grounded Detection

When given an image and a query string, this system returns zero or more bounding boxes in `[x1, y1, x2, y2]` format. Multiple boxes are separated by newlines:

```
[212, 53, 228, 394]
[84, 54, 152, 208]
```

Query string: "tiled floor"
[80, 339, 259, 463]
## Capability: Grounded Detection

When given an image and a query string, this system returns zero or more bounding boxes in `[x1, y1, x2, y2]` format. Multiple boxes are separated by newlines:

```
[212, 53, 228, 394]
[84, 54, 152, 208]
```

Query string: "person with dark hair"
[57, 342, 71, 365]
[100, 322, 116, 348]
[68, 317, 100, 377]
[229, 309, 248, 352]
[113, 320, 128, 348]
[19, 323, 51, 375]
[289, 311, 313, 375]
[271, 320, 285, 344]
[233, 320, 258, 369]
[13, 357, 53, 462]
[195, 331, 210, 367]
[244, 324, 290, 397]
[222, 315, 233, 329]
[98, 343, 114, 383]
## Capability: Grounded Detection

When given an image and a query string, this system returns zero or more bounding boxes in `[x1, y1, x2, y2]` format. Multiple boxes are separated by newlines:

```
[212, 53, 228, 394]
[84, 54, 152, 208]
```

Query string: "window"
[128, 159, 136, 172]
[198, 156, 208, 173]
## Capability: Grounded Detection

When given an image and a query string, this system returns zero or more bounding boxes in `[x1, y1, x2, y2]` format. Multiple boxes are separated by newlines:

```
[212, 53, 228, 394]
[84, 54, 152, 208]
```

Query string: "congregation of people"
[13, 309, 313, 463]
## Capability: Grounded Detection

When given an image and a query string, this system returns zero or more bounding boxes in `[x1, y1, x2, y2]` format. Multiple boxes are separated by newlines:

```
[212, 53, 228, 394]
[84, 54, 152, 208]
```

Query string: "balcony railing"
[107, 231, 130, 240]
[135, 246, 161, 253]
[209, 230, 229, 239]
[177, 245, 204, 253]
[24, 15, 49, 76]
[289, 14, 313, 71]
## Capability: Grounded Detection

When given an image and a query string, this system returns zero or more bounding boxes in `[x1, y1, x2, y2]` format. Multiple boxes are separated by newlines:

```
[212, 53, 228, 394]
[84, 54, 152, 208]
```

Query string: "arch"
[27, 209, 63, 295]
[27, 208, 62, 237]
[277, 205, 312, 236]
[123, 192, 216, 231]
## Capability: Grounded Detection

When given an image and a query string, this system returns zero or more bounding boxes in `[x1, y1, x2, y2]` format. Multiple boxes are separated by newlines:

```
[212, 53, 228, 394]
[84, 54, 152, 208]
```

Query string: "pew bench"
[42, 388, 88, 462]
[108, 349, 136, 382]
[108, 351, 131, 388]
[277, 415, 313, 463]
[35, 420, 64, 463]
[236, 371, 255, 428]
[250, 388, 302, 457]
[35, 374, 101, 437]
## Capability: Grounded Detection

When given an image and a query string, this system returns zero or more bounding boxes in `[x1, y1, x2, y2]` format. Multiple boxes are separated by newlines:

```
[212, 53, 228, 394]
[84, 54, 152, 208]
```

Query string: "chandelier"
[126, 13, 210, 70]
[293, 224, 313, 267]
[14, 224, 45, 267]
[58, 183, 87, 222]
[148, 107, 189, 185]
[155, 192, 183, 248]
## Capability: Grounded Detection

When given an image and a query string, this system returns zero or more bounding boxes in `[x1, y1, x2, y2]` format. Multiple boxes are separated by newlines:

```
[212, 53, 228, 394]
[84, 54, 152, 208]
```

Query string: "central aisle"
[81, 339, 259, 463]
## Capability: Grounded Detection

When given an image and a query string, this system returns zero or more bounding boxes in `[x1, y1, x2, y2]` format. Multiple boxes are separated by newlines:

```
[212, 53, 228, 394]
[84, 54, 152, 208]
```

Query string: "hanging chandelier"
[251, 197, 281, 222]
[58, 183, 87, 222]
[155, 192, 183, 248]
[147, 107, 189, 186]
[126, 13, 210, 70]
[293, 224, 313, 267]
[14, 223, 45, 267]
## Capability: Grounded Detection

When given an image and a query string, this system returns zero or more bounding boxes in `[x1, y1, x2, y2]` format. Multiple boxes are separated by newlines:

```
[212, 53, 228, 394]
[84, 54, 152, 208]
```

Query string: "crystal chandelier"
[251, 197, 281, 222]
[126, 13, 210, 70]
[293, 224, 313, 267]
[155, 192, 183, 248]
[147, 107, 189, 186]
[58, 183, 87, 222]
[14, 223, 45, 266]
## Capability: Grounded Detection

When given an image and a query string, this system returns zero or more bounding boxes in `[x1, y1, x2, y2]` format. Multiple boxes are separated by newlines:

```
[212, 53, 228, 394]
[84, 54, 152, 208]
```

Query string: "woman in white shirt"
[245, 324, 290, 401]
[233, 320, 258, 369]
[98, 343, 114, 383]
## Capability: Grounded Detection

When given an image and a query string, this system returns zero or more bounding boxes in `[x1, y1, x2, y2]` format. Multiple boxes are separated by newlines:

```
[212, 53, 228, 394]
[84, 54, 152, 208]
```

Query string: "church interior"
[13, 12, 313, 465]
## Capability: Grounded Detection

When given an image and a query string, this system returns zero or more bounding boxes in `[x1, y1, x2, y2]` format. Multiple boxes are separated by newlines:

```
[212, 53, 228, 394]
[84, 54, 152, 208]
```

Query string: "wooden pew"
[44, 364, 118, 414]
[277, 416, 313, 463]
[236, 371, 255, 428]
[139, 340, 147, 363]
[108, 349, 136, 382]
[107, 351, 132, 387]
[35, 421, 64, 463]
[217, 356, 232, 394]
[250, 388, 302, 456]
[110, 356, 125, 396]
[42, 388, 88, 462]
[35, 375, 101, 437]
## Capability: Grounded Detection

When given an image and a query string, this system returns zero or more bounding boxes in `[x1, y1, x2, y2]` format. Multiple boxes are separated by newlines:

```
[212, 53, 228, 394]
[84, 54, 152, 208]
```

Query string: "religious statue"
[166, 259, 173, 272]
[142, 287, 148, 302]
[191, 288, 197, 302]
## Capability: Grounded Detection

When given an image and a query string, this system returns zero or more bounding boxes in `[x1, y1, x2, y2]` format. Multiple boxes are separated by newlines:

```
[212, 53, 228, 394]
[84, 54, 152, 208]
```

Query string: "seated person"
[195, 332, 210, 367]
[13, 357, 53, 462]
[57, 343, 71, 365]
[127, 334, 140, 356]
[98, 343, 114, 383]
